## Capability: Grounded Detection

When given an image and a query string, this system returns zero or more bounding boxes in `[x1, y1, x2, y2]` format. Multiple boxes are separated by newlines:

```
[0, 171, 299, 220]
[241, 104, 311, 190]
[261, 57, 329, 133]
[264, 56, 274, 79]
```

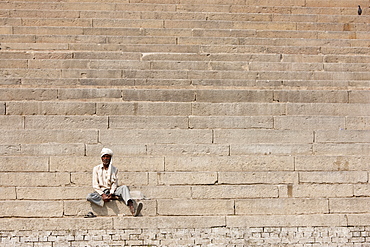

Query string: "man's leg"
[86, 192, 104, 207]
[114, 185, 143, 216]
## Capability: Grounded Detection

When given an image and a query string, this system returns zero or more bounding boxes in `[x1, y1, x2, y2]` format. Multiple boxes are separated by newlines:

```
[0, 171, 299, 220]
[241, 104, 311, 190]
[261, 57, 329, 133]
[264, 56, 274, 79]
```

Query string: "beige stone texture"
[214, 129, 313, 144]
[157, 199, 234, 216]
[299, 171, 368, 184]
[0, 145, 21, 156]
[147, 144, 230, 156]
[354, 184, 370, 197]
[114, 216, 226, 229]
[0, 201, 63, 217]
[295, 156, 370, 171]
[313, 143, 370, 156]
[109, 116, 188, 129]
[0, 129, 98, 144]
[346, 116, 370, 130]
[137, 186, 191, 199]
[347, 214, 370, 226]
[16, 187, 92, 200]
[0, 116, 23, 129]
[227, 214, 347, 227]
[122, 89, 195, 102]
[51, 156, 164, 172]
[196, 90, 273, 103]
[97, 102, 191, 116]
[6, 101, 96, 115]
[218, 172, 297, 184]
[274, 116, 345, 130]
[165, 156, 294, 172]
[25, 115, 108, 129]
[330, 198, 370, 214]
[189, 116, 273, 129]
[0, 217, 113, 231]
[231, 144, 313, 155]
[192, 102, 286, 116]
[287, 103, 370, 116]
[349, 90, 370, 103]
[158, 172, 218, 185]
[86, 144, 147, 156]
[0, 187, 16, 199]
[100, 129, 212, 144]
[65, 199, 156, 216]
[71, 172, 149, 187]
[0, 156, 48, 172]
[191, 185, 279, 199]
[292, 184, 353, 198]
[0, 172, 70, 187]
[316, 130, 370, 143]
[235, 198, 329, 215]
[21, 143, 85, 156]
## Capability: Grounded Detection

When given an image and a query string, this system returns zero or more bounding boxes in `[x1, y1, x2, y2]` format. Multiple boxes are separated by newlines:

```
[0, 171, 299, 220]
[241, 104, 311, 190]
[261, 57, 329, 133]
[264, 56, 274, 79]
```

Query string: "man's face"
[101, 154, 111, 167]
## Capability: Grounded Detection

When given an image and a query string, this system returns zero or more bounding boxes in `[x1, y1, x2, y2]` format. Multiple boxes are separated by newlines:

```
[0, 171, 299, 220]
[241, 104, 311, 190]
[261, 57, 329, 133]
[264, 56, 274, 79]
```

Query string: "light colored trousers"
[87, 185, 132, 207]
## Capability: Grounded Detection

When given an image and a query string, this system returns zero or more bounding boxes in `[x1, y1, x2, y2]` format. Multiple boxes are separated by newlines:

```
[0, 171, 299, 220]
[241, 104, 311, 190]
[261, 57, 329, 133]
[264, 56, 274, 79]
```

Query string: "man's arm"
[109, 166, 118, 194]
[92, 166, 104, 195]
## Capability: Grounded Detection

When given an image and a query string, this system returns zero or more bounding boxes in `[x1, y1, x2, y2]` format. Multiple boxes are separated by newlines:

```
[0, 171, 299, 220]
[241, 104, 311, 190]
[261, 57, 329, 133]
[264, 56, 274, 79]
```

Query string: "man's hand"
[102, 193, 111, 202]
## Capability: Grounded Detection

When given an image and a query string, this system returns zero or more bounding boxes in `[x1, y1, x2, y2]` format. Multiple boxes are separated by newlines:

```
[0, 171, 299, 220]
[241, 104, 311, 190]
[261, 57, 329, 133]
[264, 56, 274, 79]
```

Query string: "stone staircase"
[0, 0, 370, 246]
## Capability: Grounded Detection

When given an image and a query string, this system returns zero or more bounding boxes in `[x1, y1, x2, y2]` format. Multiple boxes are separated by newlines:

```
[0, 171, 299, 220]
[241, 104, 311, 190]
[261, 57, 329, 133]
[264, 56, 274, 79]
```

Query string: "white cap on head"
[101, 148, 113, 157]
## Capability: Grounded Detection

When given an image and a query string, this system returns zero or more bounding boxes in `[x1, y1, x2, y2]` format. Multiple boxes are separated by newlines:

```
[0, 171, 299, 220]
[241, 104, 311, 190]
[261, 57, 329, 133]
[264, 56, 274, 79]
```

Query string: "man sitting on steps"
[86, 147, 143, 217]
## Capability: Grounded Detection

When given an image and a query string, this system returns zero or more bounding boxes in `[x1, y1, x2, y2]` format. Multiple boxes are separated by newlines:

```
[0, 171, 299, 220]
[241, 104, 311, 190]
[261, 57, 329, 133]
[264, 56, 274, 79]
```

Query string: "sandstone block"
[349, 90, 370, 103]
[21, 143, 85, 156]
[86, 144, 147, 156]
[0, 88, 58, 101]
[122, 89, 195, 102]
[0, 172, 70, 187]
[0, 201, 63, 217]
[0, 218, 113, 231]
[196, 90, 273, 103]
[157, 199, 234, 216]
[28, 59, 89, 69]
[165, 155, 294, 172]
[287, 103, 370, 116]
[0, 59, 28, 68]
[109, 116, 188, 129]
[0, 129, 98, 144]
[192, 102, 286, 116]
[347, 214, 370, 226]
[227, 214, 347, 227]
[274, 116, 345, 130]
[292, 184, 353, 198]
[65, 199, 156, 217]
[61, 69, 121, 78]
[0, 116, 23, 129]
[16, 187, 92, 200]
[189, 116, 273, 129]
[0, 144, 20, 155]
[218, 172, 297, 184]
[100, 129, 212, 144]
[97, 102, 191, 116]
[346, 117, 370, 130]
[231, 143, 313, 155]
[58, 88, 122, 100]
[354, 184, 370, 197]
[295, 156, 370, 171]
[147, 144, 230, 156]
[114, 216, 226, 229]
[6, 101, 96, 115]
[0, 187, 16, 199]
[51, 156, 164, 172]
[158, 172, 217, 185]
[313, 143, 370, 156]
[0, 156, 48, 172]
[136, 186, 192, 199]
[22, 18, 92, 27]
[330, 198, 370, 213]
[235, 198, 329, 215]
[191, 185, 279, 199]
[299, 171, 367, 184]
[214, 129, 313, 144]
[316, 130, 370, 143]
[0, 102, 5, 114]
[25, 115, 108, 129]
[71, 172, 149, 186]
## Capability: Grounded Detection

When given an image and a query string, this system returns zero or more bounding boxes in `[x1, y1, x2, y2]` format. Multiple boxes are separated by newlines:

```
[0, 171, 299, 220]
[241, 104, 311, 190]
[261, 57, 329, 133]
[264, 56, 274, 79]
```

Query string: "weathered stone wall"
[0, 0, 370, 246]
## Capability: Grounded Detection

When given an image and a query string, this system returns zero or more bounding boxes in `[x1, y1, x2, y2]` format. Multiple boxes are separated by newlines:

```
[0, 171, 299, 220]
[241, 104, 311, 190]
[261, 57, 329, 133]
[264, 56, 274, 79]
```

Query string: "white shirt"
[92, 164, 118, 195]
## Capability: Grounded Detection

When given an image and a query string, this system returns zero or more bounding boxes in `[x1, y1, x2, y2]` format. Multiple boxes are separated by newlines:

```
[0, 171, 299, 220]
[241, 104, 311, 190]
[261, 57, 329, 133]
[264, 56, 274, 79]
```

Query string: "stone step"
[2, 101, 370, 116]
[0, 88, 368, 103]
